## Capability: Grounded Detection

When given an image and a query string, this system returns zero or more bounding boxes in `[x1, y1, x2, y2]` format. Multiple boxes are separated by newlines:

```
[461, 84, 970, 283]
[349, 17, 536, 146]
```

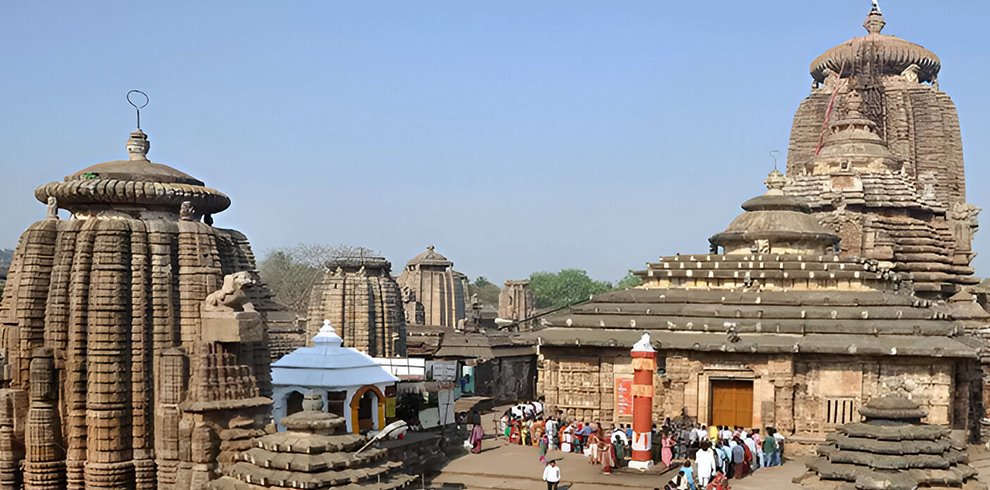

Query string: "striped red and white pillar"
[629, 333, 655, 470]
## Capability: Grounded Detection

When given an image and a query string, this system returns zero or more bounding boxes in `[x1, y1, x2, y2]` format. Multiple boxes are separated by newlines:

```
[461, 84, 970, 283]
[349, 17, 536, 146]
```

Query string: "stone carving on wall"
[900, 63, 921, 83]
[179, 200, 196, 222]
[45, 197, 58, 220]
[204, 271, 259, 313]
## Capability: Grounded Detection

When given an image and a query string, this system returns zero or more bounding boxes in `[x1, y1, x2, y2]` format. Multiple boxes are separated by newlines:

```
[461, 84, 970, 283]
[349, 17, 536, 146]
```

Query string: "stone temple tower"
[498, 280, 535, 322]
[0, 127, 275, 489]
[396, 246, 467, 328]
[305, 255, 407, 357]
[784, 3, 980, 299]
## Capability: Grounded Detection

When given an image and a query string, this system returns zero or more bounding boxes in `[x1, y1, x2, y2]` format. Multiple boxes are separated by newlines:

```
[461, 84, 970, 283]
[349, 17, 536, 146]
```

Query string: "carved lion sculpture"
[203, 271, 258, 312]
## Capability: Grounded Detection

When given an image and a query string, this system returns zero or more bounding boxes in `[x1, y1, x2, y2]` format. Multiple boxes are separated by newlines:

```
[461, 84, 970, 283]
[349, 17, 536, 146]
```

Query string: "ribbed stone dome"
[34, 130, 231, 216]
[810, 5, 940, 84]
[709, 170, 840, 255]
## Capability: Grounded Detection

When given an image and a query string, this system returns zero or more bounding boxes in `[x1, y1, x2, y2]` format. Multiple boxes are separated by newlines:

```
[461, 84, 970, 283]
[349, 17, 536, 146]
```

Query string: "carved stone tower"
[783, 3, 980, 298]
[0, 127, 276, 489]
[498, 280, 535, 322]
[305, 255, 407, 357]
[395, 246, 467, 328]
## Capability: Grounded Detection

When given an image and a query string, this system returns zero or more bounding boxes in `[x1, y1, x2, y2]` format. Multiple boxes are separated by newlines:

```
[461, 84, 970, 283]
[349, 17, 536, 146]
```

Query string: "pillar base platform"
[628, 460, 654, 471]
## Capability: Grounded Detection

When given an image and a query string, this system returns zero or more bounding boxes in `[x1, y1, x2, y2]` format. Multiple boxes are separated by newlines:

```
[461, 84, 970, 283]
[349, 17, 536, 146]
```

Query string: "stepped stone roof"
[527, 172, 976, 359]
[208, 393, 415, 489]
[806, 394, 981, 490]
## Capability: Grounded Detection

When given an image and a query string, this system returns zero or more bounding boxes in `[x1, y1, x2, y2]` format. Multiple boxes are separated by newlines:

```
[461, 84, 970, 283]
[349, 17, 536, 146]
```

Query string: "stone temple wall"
[538, 346, 972, 440]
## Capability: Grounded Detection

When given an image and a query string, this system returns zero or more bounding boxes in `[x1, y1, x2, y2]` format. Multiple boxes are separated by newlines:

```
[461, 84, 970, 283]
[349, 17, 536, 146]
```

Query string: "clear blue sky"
[1, 1, 987, 284]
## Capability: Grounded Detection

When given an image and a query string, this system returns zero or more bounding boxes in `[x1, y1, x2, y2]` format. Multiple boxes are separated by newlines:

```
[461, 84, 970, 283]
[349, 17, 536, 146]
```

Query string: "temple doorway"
[349, 385, 385, 433]
[710, 379, 753, 429]
[285, 391, 305, 417]
[358, 391, 376, 431]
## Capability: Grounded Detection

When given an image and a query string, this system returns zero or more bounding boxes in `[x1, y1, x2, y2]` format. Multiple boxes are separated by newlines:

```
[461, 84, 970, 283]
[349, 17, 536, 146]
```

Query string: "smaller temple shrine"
[271, 321, 398, 434]
[804, 394, 983, 490]
[206, 392, 415, 490]
[396, 246, 468, 328]
[306, 255, 407, 357]
[498, 279, 535, 323]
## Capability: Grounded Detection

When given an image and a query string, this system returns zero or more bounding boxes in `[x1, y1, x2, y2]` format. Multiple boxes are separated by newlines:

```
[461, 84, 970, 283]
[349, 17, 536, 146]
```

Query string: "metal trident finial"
[769, 150, 781, 170]
[126, 90, 150, 129]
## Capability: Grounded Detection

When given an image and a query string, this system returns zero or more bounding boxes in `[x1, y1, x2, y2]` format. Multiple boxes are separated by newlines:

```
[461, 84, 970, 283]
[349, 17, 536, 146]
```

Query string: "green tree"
[469, 276, 501, 306]
[528, 269, 612, 309]
[615, 272, 643, 289]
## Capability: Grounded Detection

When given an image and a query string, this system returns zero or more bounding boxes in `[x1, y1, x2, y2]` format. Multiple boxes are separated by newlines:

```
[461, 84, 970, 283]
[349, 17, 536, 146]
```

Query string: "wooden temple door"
[710, 380, 753, 428]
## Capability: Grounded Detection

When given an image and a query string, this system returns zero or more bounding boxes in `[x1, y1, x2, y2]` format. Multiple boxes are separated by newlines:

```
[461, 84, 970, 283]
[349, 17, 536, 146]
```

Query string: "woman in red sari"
[599, 438, 617, 475]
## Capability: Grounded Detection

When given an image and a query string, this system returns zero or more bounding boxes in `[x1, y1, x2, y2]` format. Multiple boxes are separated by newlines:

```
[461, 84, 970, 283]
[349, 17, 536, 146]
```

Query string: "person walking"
[743, 432, 759, 472]
[752, 428, 764, 469]
[469, 422, 485, 454]
[661, 431, 675, 469]
[763, 427, 780, 467]
[731, 437, 747, 479]
[695, 440, 717, 487]
[677, 462, 697, 490]
[543, 460, 561, 490]
[538, 432, 549, 463]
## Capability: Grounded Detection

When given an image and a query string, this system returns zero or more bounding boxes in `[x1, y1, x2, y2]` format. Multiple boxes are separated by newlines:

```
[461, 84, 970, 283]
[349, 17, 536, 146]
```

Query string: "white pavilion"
[271, 320, 399, 433]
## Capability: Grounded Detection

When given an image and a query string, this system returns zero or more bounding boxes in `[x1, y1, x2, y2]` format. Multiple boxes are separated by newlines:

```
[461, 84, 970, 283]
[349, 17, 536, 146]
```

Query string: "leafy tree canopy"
[528, 269, 612, 309]
[468, 276, 500, 306]
[616, 272, 643, 289]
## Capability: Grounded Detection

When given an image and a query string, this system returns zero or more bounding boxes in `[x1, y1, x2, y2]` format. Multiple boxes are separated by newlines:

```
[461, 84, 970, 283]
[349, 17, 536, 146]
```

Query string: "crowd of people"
[660, 421, 785, 490]
[495, 413, 632, 474]
[474, 405, 787, 490]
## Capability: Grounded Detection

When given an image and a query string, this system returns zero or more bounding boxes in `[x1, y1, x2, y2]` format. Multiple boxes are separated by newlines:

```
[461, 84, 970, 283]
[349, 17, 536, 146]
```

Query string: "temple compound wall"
[538, 346, 975, 443]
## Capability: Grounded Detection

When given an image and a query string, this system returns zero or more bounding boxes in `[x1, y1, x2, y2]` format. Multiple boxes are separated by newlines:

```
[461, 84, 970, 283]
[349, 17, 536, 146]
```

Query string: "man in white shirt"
[543, 460, 561, 490]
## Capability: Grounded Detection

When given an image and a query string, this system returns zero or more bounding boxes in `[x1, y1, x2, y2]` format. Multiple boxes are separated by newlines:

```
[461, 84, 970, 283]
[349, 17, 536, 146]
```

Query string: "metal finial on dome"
[764, 169, 787, 195]
[126, 90, 149, 130]
[864, 0, 885, 34]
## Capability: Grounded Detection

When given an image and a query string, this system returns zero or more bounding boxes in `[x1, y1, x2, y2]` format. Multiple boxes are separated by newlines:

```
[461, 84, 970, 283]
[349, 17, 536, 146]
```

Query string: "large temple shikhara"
[531, 3, 987, 447]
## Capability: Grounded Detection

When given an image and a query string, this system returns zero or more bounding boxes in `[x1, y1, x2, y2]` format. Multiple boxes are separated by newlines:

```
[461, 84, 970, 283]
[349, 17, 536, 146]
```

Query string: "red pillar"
[629, 333, 655, 470]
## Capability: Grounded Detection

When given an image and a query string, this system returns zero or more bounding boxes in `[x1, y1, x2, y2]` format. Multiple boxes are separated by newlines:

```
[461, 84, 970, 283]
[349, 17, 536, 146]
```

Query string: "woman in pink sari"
[469, 423, 485, 454]
[661, 431, 674, 469]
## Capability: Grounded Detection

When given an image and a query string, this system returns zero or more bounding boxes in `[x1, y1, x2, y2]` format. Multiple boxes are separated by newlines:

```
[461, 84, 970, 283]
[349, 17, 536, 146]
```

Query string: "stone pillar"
[630, 334, 655, 470]
[0, 390, 23, 490]
[24, 347, 65, 489]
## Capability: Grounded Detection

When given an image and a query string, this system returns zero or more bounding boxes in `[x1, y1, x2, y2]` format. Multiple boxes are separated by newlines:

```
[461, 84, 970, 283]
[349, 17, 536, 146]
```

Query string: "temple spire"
[864, 0, 886, 34]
